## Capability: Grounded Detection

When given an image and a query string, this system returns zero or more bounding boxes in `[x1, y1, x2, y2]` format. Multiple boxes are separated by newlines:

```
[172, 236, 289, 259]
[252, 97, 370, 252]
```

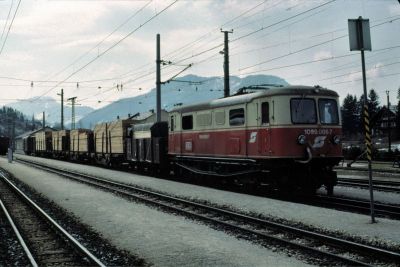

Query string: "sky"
[0, 0, 399, 110]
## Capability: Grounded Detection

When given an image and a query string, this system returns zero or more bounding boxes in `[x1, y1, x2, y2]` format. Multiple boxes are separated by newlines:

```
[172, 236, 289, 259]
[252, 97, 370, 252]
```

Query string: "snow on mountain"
[78, 74, 288, 129]
[5, 96, 94, 128]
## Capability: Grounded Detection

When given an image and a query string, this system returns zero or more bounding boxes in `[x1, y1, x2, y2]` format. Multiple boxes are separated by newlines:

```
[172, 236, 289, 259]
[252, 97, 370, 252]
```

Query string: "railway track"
[311, 195, 400, 219]
[15, 158, 400, 266]
[338, 177, 400, 193]
[0, 171, 105, 267]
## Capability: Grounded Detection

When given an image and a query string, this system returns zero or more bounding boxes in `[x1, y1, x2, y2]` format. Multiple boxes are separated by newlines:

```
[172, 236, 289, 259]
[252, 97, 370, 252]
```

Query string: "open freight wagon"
[93, 119, 134, 165]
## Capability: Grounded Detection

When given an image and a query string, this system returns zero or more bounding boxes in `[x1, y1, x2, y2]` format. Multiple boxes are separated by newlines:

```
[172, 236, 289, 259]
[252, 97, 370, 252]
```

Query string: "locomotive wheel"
[326, 185, 334, 196]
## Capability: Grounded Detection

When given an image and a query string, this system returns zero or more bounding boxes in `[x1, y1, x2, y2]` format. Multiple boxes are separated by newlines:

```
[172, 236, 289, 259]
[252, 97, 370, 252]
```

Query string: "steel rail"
[313, 195, 400, 219]
[16, 158, 400, 266]
[0, 171, 105, 267]
[0, 198, 38, 267]
[338, 177, 400, 193]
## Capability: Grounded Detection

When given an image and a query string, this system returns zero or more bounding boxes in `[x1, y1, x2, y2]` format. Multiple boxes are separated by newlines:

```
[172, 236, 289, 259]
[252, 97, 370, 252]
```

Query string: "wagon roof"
[170, 85, 339, 114]
[15, 127, 55, 139]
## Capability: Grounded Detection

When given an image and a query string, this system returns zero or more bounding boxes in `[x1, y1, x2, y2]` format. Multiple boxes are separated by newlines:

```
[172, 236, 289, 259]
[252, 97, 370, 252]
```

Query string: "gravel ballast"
[11, 154, 400, 248]
[1, 157, 312, 267]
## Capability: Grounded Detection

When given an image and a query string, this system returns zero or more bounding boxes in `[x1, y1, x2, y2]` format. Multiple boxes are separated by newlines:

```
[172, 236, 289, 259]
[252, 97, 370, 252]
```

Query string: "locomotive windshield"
[290, 98, 317, 124]
[290, 97, 339, 125]
[318, 99, 339, 124]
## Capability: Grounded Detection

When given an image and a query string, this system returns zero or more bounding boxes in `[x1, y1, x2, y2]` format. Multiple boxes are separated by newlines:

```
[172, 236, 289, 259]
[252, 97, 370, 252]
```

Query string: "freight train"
[18, 85, 342, 195]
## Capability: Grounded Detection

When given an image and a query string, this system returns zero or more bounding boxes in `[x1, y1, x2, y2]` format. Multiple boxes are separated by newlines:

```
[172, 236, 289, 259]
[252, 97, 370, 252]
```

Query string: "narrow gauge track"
[16, 158, 400, 266]
[0, 171, 105, 267]
[338, 177, 400, 193]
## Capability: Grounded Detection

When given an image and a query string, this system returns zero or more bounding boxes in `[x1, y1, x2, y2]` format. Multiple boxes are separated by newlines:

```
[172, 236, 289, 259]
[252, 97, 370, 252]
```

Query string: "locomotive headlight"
[333, 135, 341, 144]
[297, 134, 306, 145]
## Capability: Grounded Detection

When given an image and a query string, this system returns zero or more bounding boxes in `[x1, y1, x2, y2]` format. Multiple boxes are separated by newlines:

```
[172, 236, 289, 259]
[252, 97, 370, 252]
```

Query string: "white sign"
[249, 132, 257, 143]
[348, 18, 371, 51]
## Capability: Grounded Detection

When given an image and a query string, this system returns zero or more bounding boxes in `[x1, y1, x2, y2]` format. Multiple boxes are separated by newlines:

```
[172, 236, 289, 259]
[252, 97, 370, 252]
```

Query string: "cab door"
[259, 101, 271, 155]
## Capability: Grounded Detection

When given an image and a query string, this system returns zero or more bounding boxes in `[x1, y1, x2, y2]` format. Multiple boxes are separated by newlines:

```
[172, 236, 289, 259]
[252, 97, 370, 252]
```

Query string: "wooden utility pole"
[221, 29, 233, 98]
[42, 111, 45, 129]
[57, 89, 64, 130]
[156, 34, 161, 122]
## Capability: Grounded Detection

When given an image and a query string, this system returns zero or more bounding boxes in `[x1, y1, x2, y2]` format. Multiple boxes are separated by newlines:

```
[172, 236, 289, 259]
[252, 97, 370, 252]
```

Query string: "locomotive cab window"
[182, 115, 193, 130]
[229, 108, 245, 126]
[290, 98, 317, 124]
[318, 99, 339, 124]
[261, 102, 269, 124]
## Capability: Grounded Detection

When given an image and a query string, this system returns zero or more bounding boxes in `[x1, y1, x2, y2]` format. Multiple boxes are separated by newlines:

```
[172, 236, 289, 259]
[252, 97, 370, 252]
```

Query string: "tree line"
[0, 106, 42, 137]
[341, 87, 400, 141]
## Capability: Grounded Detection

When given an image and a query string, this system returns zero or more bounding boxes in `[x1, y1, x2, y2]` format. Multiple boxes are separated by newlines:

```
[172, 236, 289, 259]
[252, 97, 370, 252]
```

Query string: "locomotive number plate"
[304, 128, 332, 135]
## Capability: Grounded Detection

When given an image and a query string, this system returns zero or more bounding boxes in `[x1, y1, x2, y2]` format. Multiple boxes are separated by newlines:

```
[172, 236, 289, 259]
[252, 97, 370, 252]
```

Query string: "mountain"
[78, 74, 288, 129]
[5, 96, 94, 128]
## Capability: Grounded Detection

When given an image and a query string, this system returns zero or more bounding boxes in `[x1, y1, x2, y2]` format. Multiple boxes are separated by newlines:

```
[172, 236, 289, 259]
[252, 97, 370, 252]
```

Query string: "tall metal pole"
[58, 89, 64, 130]
[68, 97, 77, 130]
[358, 17, 375, 223]
[12, 118, 15, 151]
[221, 29, 233, 98]
[386, 90, 391, 152]
[42, 111, 45, 130]
[156, 34, 161, 122]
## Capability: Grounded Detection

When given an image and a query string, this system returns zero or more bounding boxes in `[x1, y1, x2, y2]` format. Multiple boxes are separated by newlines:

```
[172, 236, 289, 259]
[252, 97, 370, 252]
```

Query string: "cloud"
[367, 62, 384, 78]
[13, 1, 110, 37]
[388, 3, 400, 16]
[313, 50, 333, 61]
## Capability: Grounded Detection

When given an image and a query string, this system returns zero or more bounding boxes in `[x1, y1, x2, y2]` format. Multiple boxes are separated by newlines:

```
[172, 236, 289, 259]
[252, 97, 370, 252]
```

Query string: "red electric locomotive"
[168, 85, 342, 194]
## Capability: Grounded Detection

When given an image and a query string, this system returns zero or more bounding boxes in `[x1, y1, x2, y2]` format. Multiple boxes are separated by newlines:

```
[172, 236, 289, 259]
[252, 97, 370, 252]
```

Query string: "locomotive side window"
[290, 98, 317, 124]
[229, 108, 245, 126]
[318, 99, 339, 124]
[170, 116, 174, 131]
[261, 102, 269, 124]
[182, 115, 193, 130]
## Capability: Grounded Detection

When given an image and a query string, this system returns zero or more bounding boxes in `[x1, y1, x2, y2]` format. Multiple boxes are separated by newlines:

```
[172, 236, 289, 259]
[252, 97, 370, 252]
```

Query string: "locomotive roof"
[170, 85, 339, 114]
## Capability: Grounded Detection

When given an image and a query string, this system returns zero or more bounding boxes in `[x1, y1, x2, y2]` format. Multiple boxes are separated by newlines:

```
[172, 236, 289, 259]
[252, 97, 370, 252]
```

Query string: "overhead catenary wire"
[268, 45, 400, 85]
[329, 71, 400, 85]
[38, 0, 153, 84]
[0, 0, 21, 56]
[231, 0, 337, 43]
[238, 16, 400, 72]
[81, 17, 400, 107]
[32, 0, 305, 102]
[33, 0, 178, 101]
[81, 0, 273, 91]
[0, 0, 13, 45]
[8, 1, 398, 109]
